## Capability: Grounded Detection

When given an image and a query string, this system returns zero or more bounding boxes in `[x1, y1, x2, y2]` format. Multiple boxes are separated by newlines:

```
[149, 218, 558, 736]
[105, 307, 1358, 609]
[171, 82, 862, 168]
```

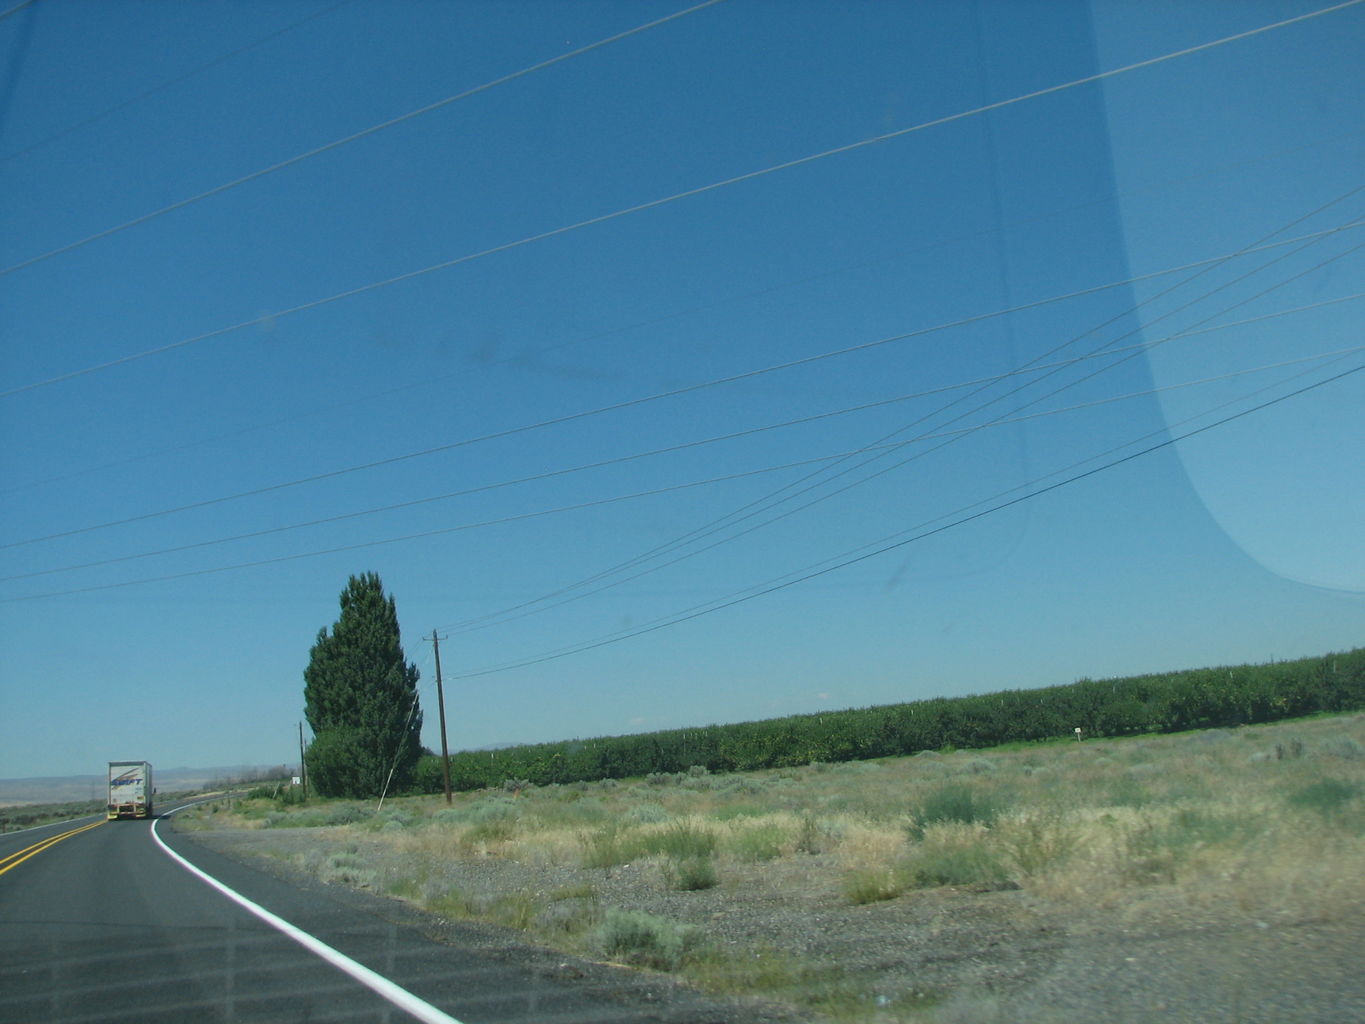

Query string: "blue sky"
[2, 0, 1361, 784]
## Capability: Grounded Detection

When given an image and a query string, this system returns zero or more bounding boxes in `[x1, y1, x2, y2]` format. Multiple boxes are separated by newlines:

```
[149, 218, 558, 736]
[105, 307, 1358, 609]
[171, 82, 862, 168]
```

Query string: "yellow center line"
[0, 819, 105, 876]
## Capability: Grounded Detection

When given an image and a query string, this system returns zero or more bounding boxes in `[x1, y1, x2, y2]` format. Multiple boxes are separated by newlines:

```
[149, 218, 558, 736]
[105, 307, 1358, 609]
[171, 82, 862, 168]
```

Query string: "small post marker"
[1074, 727, 1083, 742]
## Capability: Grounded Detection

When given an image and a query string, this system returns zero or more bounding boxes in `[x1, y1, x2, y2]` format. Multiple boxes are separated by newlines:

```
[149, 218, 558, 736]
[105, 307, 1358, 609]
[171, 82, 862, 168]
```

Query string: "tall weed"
[908, 783, 1003, 839]
[995, 814, 1077, 877]
[727, 821, 789, 862]
[901, 827, 1011, 891]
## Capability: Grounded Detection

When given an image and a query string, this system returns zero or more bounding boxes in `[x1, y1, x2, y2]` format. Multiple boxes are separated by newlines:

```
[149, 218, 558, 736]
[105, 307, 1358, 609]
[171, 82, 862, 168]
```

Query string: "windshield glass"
[2, 2, 1360, 1022]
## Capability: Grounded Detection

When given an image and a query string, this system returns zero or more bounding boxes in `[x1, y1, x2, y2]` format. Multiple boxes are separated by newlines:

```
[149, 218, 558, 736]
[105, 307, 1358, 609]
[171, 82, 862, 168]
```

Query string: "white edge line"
[152, 807, 463, 1024]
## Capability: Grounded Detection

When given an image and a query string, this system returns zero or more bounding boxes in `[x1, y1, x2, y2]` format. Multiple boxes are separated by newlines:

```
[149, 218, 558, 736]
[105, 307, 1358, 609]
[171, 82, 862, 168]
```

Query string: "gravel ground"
[178, 823, 1365, 1022]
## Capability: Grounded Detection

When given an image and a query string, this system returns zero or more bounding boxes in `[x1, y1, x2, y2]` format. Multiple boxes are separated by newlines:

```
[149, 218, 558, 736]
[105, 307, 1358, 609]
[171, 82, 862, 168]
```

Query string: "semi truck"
[107, 761, 154, 820]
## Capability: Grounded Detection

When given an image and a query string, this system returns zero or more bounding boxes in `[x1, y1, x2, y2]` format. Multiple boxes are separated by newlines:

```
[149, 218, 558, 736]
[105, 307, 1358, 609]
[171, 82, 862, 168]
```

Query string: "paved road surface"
[0, 804, 755, 1023]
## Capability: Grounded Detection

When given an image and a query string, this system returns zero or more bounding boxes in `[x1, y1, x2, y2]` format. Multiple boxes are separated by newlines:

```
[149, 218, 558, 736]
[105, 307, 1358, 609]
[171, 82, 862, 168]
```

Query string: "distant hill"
[0, 765, 297, 806]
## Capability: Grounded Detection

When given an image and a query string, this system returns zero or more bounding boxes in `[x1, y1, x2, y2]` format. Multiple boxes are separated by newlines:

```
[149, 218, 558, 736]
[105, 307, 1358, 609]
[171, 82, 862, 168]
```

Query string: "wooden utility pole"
[427, 631, 453, 804]
[298, 721, 308, 798]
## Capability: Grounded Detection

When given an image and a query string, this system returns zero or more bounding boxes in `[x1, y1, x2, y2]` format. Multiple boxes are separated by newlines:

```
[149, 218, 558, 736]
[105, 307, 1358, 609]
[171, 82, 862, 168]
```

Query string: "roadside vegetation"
[0, 799, 105, 832]
[180, 711, 1365, 1021]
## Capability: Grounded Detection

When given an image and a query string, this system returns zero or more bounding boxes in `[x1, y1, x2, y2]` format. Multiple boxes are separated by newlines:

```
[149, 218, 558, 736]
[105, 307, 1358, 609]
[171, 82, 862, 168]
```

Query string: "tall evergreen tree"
[303, 572, 422, 797]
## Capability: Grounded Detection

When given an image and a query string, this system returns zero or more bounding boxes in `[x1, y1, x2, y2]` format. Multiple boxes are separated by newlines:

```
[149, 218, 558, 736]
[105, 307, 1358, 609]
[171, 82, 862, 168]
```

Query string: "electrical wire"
[0, 1, 36, 23]
[437, 201, 1364, 634]
[0, 1, 358, 164]
[4, 0, 1358, 395]
[3, 340, 1358, 603]
[6, 298, 1358, 584]
[445, 362, 1365, 679]
[7, 130, 1356, 499]
[3, 219, 1359, 551]
[0, 0, 727, 282]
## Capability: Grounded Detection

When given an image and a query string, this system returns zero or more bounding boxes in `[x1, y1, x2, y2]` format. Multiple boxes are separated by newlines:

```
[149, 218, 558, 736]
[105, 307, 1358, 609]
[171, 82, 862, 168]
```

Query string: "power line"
[8, 303, 1357, 584]
[445, 362, 1365, 679]
[0, 1, 357, 163]
[0, 0, 727, 282]
[3, 342, 1357, 601]
[0, 1, 37, 23]
[8, 131, 1356, 499]
[4, 179, 1359, 598]
[3, 220, 1358, 551]
[4, 0, 1357, 395]
[741, 349, 1365, 618]
[444, 326, 1365, 639]
[437, 200, 1365, 633]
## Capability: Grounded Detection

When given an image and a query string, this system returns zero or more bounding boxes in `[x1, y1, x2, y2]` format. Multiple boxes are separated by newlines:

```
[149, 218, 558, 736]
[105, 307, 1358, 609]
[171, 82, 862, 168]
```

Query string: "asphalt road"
[0, 803, 753, 1024]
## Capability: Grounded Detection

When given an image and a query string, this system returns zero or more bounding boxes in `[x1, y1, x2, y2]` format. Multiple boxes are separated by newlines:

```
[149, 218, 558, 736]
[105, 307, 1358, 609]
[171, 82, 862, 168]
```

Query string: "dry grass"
[180, 712, 1365, 1021]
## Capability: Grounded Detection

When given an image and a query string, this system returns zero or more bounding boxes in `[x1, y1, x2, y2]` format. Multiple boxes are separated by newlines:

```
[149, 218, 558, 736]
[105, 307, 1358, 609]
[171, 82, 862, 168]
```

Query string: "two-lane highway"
[0, 802, 748, 1023]
[2, 806, 442, 1022]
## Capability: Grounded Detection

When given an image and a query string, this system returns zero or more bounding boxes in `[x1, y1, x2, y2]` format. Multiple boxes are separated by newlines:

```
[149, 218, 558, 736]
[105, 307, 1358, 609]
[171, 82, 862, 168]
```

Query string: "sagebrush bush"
[535, 897, 599, 935]
[1288, 777, 1360, 817]
[460, 816, 517, 847]
[595, 909, 705, 970]
[664, 854, 718, 891]
[625, 802, 669, 824]
[324, 804, 371, 826]
[372, 809, 415, 831]
[463, 798, 519, 825]
[1323, 737, 1364, 761]
[319, 850, 376, 887]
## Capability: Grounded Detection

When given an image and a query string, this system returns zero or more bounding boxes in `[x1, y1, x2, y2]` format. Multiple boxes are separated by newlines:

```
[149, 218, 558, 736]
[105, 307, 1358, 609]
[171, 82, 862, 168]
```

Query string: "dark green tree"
[303, 572, 422, 797]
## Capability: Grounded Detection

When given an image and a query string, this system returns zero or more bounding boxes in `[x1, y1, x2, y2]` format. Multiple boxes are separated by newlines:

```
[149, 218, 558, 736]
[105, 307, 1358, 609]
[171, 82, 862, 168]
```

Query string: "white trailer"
[107, 761, 154, 820]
